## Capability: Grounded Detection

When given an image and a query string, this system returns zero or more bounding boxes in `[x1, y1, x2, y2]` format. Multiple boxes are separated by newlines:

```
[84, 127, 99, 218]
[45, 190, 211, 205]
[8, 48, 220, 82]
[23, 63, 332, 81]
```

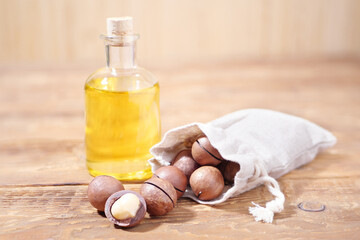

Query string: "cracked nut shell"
[189, 166, 224, 201]
[87, 175, 125, 211]
[191, 137, 223, 166]
[140, 177, 177, 216]
[105, 190, 146, 228]
[172, 150, 200, 179]
[155, 166, 188, 199]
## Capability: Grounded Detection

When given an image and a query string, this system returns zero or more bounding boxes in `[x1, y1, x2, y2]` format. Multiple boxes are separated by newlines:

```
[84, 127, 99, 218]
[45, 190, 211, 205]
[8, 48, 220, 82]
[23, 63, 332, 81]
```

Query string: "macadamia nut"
[105, 190, 147, 228]
[223, 161, 240, 184]
[191, 137, 223, 166]
[140, 177, 177, 216]
[190, 166, 224, 201]
[87, 175, 125, 212]
[172, 150, 200, 179]
[111, 193, 140, 220]
[155, 166, 188, 199]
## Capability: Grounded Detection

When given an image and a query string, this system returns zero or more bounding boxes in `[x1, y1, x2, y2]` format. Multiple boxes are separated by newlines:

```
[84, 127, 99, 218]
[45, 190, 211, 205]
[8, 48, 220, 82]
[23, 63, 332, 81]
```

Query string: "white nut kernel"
[111, 193, 140, 220]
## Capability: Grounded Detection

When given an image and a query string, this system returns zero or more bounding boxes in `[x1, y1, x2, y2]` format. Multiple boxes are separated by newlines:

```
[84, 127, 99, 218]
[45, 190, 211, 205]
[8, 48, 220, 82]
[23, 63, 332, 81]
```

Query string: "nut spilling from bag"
[87, 109, 338, 225]
[189, 166, 225, 200]
[87, 137, 239, 227]
[154, 166, 188, 198]
[147, 109, 338, 224]
[191, 137, 224, 166]
[172, 150, 200, 179]
[140, 176, 178, 216]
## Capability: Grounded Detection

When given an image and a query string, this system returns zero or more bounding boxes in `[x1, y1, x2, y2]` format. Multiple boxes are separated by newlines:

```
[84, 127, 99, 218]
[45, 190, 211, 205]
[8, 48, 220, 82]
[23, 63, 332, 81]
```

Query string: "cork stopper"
[106, 17, 133, 36]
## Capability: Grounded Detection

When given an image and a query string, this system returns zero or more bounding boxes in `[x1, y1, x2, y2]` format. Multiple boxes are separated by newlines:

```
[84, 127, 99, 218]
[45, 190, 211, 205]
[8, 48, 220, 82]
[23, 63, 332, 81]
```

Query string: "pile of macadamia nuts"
[87, 136, 240, 228]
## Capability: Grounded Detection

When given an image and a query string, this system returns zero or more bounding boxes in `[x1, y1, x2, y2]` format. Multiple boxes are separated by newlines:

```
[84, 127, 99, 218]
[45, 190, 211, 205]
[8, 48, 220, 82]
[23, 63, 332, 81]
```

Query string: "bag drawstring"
[248, 162, 285, 223]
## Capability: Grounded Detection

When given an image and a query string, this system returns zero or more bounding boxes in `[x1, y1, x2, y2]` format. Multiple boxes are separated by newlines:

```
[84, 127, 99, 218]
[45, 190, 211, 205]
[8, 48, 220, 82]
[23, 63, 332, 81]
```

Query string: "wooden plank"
[0, 140, 92, 186]
[1, 178, 359, 239]
[1, 60, 359, 136]
[0, 60, 359, 239]
[0, 60, 359, 185]
[0, 139, 359, 186]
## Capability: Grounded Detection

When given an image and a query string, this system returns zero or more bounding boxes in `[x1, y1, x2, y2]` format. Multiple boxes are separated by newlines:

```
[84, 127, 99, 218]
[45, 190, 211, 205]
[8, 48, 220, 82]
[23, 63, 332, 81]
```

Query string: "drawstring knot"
[248, 164, 285, 223]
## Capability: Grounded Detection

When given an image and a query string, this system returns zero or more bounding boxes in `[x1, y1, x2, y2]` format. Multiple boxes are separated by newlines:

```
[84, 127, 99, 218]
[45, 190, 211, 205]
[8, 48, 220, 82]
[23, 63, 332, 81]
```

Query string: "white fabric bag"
[149, 109, 336, 223]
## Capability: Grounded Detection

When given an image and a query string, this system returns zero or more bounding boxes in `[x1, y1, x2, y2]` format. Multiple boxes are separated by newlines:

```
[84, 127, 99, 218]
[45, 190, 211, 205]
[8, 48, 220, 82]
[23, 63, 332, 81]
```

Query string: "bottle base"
[87, 165, 153, 182]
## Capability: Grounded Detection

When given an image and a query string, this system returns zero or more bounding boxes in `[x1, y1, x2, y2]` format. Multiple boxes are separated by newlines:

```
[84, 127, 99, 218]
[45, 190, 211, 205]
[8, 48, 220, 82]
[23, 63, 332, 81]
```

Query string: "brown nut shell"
[191, 137, 223, 166]
[216, 160, 228, 173]
[223, 161, 240, 184]
[87, 175, 125, 212]
[172, 150, 200, 179]
[155, 166, 188, 199]
[140, 177, 177, 216]
[105, 190, 146, 228]
[190, 166, 224, 201]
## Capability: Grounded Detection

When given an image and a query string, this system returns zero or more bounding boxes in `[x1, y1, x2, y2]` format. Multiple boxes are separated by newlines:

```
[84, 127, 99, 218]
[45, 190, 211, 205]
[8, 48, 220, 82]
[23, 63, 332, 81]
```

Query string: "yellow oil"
[85, 76, 160, 181]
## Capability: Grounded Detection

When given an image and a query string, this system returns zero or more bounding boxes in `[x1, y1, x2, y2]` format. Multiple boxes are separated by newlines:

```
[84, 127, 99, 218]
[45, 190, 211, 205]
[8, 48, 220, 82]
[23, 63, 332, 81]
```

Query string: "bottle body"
[85, 67, 160, 181]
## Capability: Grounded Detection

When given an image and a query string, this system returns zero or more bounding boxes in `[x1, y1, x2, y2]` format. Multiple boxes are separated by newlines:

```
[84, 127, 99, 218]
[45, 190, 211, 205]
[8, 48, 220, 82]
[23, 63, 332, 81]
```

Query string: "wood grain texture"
[0, 0, 359, 67]
[0, 60, 360, 239]
[1, 178, 359, 240]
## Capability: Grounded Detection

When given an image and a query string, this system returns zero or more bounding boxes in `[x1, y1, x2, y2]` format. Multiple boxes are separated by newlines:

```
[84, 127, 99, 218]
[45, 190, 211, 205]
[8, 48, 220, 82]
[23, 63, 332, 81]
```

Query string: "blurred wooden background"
[1, 0, 359, 68]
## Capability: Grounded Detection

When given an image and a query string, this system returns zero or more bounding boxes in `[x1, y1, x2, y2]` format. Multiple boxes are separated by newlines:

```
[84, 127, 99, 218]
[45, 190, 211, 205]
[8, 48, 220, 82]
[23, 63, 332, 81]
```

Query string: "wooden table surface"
[1, 60, 359, 239]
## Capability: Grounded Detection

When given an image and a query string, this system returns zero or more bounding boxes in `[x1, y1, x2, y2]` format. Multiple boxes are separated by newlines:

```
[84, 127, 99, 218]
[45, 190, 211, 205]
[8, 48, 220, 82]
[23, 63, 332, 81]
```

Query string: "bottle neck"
[105, 43, 136, 69]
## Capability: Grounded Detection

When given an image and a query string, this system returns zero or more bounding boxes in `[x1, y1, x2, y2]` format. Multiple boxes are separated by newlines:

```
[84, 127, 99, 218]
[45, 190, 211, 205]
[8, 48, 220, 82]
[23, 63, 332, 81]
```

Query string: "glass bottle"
[84, 17, 160, 181]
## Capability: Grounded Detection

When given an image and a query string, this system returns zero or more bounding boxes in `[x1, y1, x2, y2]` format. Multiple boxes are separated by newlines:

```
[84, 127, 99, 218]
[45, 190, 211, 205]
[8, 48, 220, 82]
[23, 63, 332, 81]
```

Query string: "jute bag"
[149, 109, 336, 223]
